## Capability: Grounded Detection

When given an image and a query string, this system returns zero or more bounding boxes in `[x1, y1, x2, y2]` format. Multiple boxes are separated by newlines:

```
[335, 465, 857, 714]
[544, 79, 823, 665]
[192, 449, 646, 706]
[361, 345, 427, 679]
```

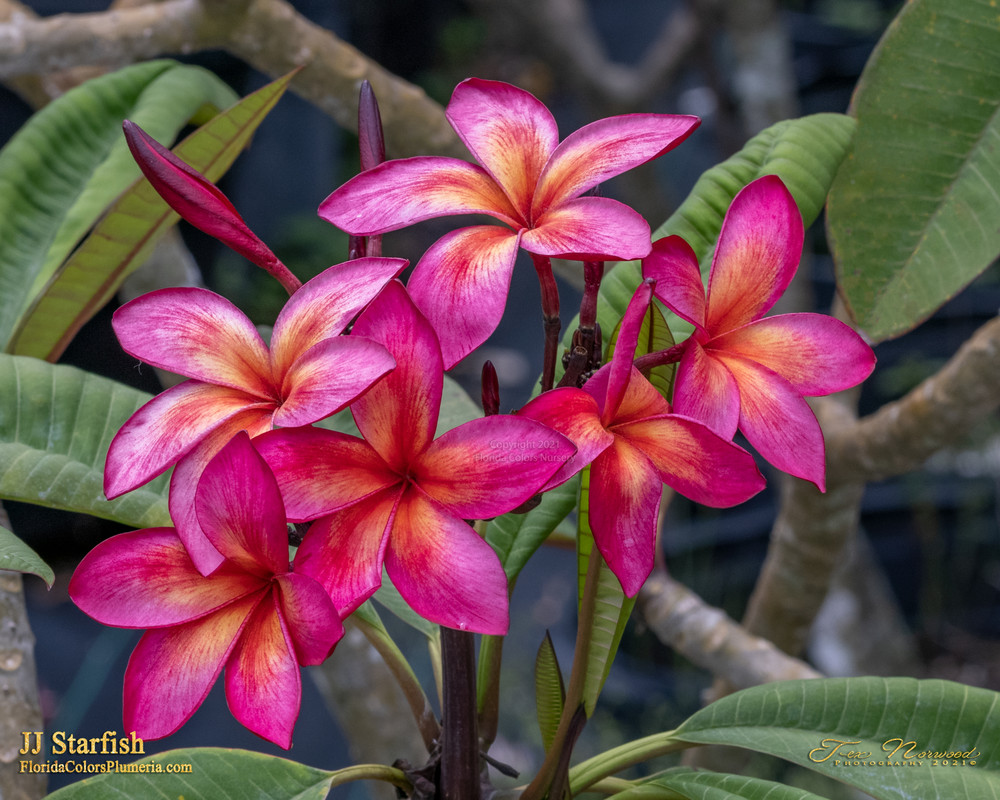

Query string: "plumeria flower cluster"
[70, 77, 874, 749]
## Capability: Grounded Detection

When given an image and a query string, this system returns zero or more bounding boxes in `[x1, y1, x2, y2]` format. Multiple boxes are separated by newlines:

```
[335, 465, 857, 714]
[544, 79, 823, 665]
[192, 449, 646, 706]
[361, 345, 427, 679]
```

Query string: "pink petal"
[706, 175, 804, 333]
[718, 352, 829, 490]
[414, 415, 575, 517]
[584, 364, 670, 427]
[273, 336, 395, 428]
[112, 288, 273, 396]
[407, 225, 521, 369]
[534, 113, 699, 214]
[269, 256, 406, 377]
[69, 528, 263, 627]
[167, 412, 275, 576]
[276, 573, 344, 665]
[614, 415, 765, 507]
[604, 281, 655, 424]
[293, 488, 400, 617]
[195, 432, 289, 577]
[446, 77, 559, 220]
[588, 439, 662, 597]
[254, 428, 398, 520]
[521, 197, 652, 260]
[642, 235, 708, 335]
[386, 488, 509, 634]
[122, 592, 261, 740]
[225, 593, 301, 749]
[318, 156, 521, 233]
[351, 282, 442, 469]
[671, 342, 741, 439]
[517, 387, 614, 490]
[710, 314, 876, 395]
[123, 121, 286, 278]
[104, 381, 272, 499]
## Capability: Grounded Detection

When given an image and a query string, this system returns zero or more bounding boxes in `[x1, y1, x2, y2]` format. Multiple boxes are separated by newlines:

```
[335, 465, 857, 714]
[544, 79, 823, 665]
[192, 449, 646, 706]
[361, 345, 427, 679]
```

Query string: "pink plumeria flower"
[71, 432, 343, 749]
[104, 256, 406, 575]
[518, 281, 766, 596]
[642, 175, 876, 491]
[254, 281, 576, 634]
[319, 77, 699, 368]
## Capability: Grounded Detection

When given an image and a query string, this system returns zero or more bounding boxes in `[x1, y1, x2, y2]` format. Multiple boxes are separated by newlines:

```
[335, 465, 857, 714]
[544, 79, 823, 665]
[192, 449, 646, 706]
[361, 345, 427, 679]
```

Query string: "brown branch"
[638, 568, 822, 690]
[0, 0, 465, 158]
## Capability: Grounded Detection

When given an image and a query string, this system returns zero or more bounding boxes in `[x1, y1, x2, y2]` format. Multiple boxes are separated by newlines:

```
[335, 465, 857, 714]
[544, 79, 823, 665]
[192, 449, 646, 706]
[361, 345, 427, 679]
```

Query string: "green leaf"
[10, 69, 294, 361]
[0, 60, 237, 350]
[613, 768, 831, 800]
[675, 677, 1000, 800]
[0, 525, 54, 587]
[0, 354, 168, 528]
[485, 474, 579, 581]
[584, 113, 856, 351]
[827, 0, 1000, 342]
[437, 373, 483, 436]
[535, 630, 566, 753]
[44, 747, 338, 800]
[578, 465, 635, 716]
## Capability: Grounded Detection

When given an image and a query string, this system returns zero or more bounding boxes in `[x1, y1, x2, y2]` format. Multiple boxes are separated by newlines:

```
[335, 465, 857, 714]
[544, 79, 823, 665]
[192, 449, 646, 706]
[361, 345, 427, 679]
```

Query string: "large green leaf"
[44, 748, 340, 800]
[613, 768, 831, 800]
[827, 0, 1000, 342]
[0, 354, 168, 528]
[0, 60, 237, 349]
[568, 112, 856, 366]
[0, 524, 54, 587]
[675, 677, 1000, 800]
[10, 69, 294, 361]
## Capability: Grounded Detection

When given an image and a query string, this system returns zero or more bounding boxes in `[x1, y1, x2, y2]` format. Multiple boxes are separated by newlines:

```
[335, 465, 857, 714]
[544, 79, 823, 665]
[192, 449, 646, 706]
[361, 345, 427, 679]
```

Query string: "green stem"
[567, 729, 691, 795]
[519, 546, 604, 800]
[328, 763, 413, 793]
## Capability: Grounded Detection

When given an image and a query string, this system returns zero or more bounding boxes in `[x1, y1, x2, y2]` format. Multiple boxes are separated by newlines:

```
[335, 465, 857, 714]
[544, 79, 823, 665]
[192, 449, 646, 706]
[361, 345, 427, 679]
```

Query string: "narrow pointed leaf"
[675, 677, 1000, 800]
[10, 70, 295, 361]
[535, 630, 566, 752]
[0, 60, 237, 350]
[0, 354, 168, 528]
[613, 768, 831, 800]
[43, 747, 344, 800]
[577, 465, 636, 716]
[827, 0, 1000, 342]
[0, 525, 54, 588]
[554, 113, 856, 380]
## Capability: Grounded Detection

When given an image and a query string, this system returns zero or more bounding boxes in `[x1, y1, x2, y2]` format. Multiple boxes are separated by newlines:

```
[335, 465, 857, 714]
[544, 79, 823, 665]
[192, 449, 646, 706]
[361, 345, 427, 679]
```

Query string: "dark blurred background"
[3, 1, 999, 797]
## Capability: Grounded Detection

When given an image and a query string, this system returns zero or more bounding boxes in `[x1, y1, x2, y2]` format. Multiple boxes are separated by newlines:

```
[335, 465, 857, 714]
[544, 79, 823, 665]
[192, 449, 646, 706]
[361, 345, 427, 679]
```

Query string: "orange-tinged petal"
[269, 256, 406, 377]
[716, 351, 828, 490]
[104, 381, 272, 499]
[276, 572, 343, 665]
[196, 433, 289, 578]
[112, 288, 274, 397]
[167, 411, 275, 576]
[588, 438, 661, 597]
[643, 235, 708, 336]
[407, 225, 521, 370]
[351, 282, 442, 469]
[225, 592, 301, 749]
[521, 196, 651, 260]
[414, 415, 574, 517]
[123, 592, 261, 740]
[293, 487, 400, 617]
[69, 528, 263, 628]
[671, 342, 740, 439]
[318, 156, 521, 234]
[387, 488, 509, 634]
[706, 175, 804, 333]
[446, 77, 559, 220]
[534, 112, 699, 214]
[614, 414, 765, 507]
[273, 336, 395, 428]
[585, 364, 670, 427]
[710, 313, 876, 395]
